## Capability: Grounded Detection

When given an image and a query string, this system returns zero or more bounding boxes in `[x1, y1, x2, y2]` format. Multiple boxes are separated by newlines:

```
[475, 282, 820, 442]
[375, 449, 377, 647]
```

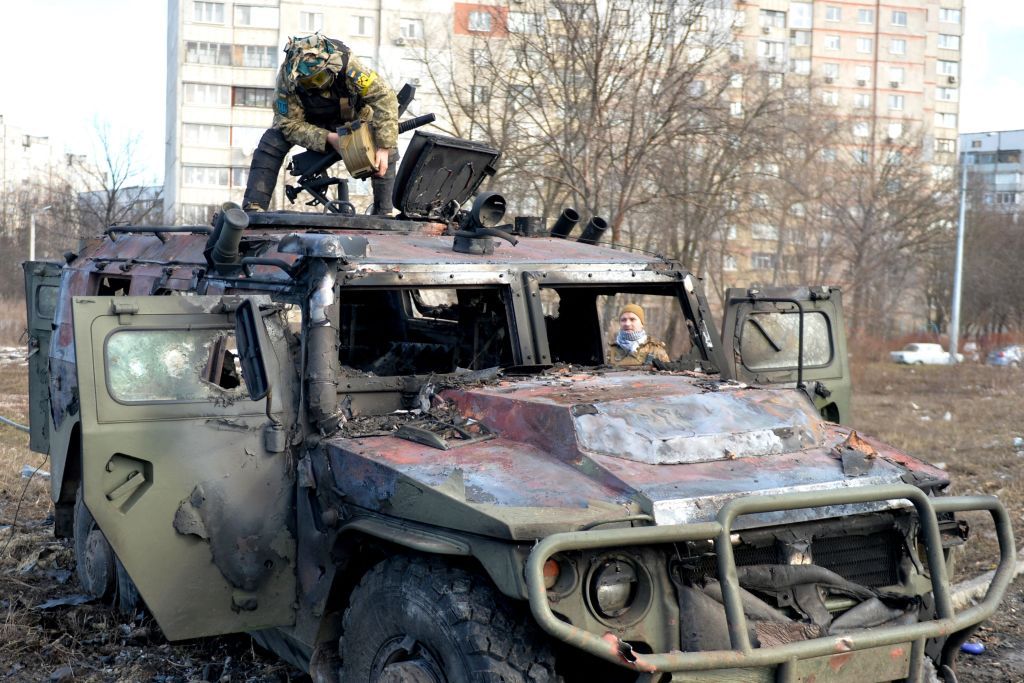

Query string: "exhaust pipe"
[208, 202, 249, 273]
[549, 207, 580, 238]
[578, 216, 609, 245]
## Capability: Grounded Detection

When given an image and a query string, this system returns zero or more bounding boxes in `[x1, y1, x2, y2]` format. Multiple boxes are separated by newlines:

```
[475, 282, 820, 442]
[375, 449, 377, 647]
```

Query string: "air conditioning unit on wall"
[393, 36, 406, 46]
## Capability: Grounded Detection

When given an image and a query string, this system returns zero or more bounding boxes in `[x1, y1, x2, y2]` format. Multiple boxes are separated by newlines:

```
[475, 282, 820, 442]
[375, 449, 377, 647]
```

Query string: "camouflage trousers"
[242, 128, 399, 214]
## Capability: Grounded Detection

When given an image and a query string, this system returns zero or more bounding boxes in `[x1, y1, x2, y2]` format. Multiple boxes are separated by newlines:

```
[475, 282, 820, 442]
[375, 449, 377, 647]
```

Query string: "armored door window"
[739, 310, 832, 372]
[105, 329, 249, 403]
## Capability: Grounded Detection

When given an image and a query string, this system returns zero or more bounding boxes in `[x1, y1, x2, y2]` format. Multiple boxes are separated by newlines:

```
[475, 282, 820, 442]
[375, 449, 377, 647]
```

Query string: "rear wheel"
[339, 556, 561, 683]
[74, 483, 115, 600]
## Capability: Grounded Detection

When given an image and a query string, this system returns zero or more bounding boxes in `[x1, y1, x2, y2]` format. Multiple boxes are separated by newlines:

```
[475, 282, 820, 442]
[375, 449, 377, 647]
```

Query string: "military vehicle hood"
[326, 372, 948, 539]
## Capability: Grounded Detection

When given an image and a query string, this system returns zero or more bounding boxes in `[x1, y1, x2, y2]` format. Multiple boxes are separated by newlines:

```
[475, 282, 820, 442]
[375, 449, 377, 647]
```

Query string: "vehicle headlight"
[590, 558, 638, 618]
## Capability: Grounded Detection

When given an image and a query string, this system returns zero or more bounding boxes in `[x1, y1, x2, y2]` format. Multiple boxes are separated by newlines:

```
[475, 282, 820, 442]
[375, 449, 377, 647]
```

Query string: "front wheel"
[74, 483, 116, 600]
[340, 556, 561, 683]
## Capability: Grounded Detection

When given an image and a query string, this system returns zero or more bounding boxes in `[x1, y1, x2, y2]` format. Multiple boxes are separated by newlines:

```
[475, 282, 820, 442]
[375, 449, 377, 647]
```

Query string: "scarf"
[616, 329, 647, 355]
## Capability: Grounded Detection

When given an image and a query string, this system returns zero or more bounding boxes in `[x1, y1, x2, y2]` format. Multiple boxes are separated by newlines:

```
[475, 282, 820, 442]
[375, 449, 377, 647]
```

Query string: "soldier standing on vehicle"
[608, 303, 671, 367]
[242, 33, 400, 215]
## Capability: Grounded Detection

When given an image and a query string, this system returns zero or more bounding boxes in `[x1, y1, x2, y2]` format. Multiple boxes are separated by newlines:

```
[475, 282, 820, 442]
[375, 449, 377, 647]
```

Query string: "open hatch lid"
[393, 132, 501, 220]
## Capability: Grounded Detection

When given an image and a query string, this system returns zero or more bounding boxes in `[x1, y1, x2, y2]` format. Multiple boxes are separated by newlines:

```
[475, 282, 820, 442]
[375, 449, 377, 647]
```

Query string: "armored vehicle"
[23, 132, 1014, 682]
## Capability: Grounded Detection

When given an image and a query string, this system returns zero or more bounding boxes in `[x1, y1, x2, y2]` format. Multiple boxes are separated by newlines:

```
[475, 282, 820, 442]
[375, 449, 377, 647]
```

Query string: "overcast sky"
[0, 0, 1021, 184]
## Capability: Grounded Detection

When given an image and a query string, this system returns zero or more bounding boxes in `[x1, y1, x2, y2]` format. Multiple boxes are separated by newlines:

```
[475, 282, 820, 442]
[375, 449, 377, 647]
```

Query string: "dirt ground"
[1, 357, 1022, 681]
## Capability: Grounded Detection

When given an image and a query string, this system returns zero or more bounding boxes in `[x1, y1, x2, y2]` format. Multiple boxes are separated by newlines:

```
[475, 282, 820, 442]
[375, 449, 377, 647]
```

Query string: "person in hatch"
[608, 303, 671, 367]
[242, 33, 399, 215]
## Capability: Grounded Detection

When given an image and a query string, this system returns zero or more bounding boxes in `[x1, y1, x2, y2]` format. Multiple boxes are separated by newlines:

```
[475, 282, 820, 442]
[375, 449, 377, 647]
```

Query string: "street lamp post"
[29, 205, 52, 262]
[948, 148, 968, 365]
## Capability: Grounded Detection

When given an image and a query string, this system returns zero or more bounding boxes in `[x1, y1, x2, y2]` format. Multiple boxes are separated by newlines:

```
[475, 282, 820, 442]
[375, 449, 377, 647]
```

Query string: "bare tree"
[73, 122, 163, 235]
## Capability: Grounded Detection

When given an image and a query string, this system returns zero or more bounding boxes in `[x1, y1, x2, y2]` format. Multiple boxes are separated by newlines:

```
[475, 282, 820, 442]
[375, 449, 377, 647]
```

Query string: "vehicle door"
[72, 295, 297, 640]
[720, 286, 850, 423]
[22, 261, 63, 453]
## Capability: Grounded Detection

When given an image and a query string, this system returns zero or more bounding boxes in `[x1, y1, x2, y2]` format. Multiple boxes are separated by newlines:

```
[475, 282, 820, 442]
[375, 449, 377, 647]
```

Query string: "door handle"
[106, 470, 146, 502]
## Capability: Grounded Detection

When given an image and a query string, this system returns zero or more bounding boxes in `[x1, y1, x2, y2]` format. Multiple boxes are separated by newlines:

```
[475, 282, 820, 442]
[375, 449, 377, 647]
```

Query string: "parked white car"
[890, 343, 962, 365]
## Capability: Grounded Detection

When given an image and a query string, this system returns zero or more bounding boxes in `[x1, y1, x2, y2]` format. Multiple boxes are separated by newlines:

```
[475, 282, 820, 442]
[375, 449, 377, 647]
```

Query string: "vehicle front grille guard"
[525, 484, 1015, 679]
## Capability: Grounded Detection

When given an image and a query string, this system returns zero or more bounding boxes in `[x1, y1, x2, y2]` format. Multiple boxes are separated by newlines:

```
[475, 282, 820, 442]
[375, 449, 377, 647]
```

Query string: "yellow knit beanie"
[619, 304, 645, 326]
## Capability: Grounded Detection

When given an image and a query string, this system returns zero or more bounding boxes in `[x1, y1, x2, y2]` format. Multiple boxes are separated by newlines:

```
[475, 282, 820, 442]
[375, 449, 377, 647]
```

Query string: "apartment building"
[960, 129, 1024, 219]
[729, 0, 964, 282]
[164, 0, 438, 223]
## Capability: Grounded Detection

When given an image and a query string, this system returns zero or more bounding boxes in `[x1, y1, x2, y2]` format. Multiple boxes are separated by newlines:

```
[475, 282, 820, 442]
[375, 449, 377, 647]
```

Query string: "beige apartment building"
[164, 0, 438, 223]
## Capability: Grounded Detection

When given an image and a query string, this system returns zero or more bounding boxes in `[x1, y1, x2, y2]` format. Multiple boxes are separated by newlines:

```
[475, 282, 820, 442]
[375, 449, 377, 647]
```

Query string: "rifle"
[284, 83, 436, 215]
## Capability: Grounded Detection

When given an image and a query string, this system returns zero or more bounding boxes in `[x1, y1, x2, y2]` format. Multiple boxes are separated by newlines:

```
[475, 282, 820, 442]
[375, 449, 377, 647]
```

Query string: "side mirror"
[234, 299, 273, 401]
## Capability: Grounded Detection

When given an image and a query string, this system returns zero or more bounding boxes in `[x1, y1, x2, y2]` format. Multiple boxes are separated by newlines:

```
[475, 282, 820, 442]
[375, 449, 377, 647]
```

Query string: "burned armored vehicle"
[23, 131, 1015, 682]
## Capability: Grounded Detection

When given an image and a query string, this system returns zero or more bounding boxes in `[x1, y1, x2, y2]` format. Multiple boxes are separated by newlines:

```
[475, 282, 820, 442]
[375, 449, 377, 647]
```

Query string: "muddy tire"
[114, 555, 143, 616]
[340, 556, 561, 683]
[74, 483, 115, 600]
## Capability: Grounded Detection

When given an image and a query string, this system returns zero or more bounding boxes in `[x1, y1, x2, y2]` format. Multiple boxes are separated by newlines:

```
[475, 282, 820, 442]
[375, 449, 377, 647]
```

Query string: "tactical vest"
[296, 38, 352, 128]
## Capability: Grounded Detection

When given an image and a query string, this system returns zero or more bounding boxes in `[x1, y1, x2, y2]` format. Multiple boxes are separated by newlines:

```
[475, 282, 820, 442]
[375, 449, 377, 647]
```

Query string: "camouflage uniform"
[607, 339, 671, 367]
[243, 34, 400, 214]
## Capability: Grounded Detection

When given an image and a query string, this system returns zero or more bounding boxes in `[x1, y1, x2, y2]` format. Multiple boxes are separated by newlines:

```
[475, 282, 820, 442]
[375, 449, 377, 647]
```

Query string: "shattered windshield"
[105, 329, 249, 403]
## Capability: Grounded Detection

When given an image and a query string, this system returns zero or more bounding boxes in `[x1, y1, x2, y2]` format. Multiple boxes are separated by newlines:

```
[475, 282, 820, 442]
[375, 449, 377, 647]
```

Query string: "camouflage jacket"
[607, 339, 671, 367]
[272, 53, 399, 152]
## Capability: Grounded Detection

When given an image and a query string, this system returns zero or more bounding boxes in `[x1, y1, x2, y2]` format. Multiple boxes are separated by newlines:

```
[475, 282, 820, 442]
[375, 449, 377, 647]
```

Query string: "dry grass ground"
[0, 356, 1021, 680]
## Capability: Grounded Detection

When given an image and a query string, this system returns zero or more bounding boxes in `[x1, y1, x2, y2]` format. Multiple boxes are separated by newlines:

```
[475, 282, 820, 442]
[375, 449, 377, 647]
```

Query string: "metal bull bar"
[524, 484, 1016, 678]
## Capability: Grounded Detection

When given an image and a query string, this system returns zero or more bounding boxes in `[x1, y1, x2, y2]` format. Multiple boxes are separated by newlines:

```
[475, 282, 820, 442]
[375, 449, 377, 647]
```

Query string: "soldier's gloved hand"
[374, 148, 389, 177]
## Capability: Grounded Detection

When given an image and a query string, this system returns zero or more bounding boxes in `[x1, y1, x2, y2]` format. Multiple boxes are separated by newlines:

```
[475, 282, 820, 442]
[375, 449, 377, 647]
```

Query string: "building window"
[853, 122, 869, 137]
[470, 48, 488, 66]
[935, 139, 956, 153]
[824, 35, 840, 51]
[937, 60, 959, 77]
[937, 86, 958, 102]
[791, 30, 811, 46]
[185, 41, 231, 66]
[182, 123, 230, 146]
[821, 148, 837, 162]
[857, 9, 874, 23]
[508, 11, 543, 33]
[238, 45, 276, 68]
[939, 8, 961, 23]
[233, 5, 278, 28]
[751, 193, 769, 209]
[183, 82, 231, 106]
[888, 94, 904, 110]
[855, 65, 872, 83]
[790, 203, 806, 217]
[790, 2, 812, 29]
[723, 255, 738, 272]
[180, 204, 219, 224]
[790, 58, 810, 74]
[471, 85, 490, 105]
[938, 34, 960, 50]
[353, 15, 375, 36]
[230, 167, 249, 188]
[825, 6, 841, 21]
[730, 41, 745, 59]
[183, 165, 229, 187]
[299, 11, 323, 32]
[751, 253, 776, 270]
[231, 126, 265, 152]
[853, 148, 869, 164]
[889, 39, 906, 55]
[822, 90, 838, 106]
[759, 9, 786, 28]
[934, 112, 957, 128]
[767, 73, 783, 89]
[729, 74, 743, 89]
[758, 40, 784, 59]
[888, 67, 905, 83]
[856, 37, 873, 53]
[886, 123, 903, 139]
[730, 101, 744, 118]
[689, 79, 707, 96]
[751, 223, 779, 240]
[232, 86, 274, 108]
[400, 17, 424, 39]
[468, 10, 492, 32]
[193, 1, 224, 23]
[891, 10, 907, 26]
[854, 93, 871, 109]
[823, 63, 839, 79]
